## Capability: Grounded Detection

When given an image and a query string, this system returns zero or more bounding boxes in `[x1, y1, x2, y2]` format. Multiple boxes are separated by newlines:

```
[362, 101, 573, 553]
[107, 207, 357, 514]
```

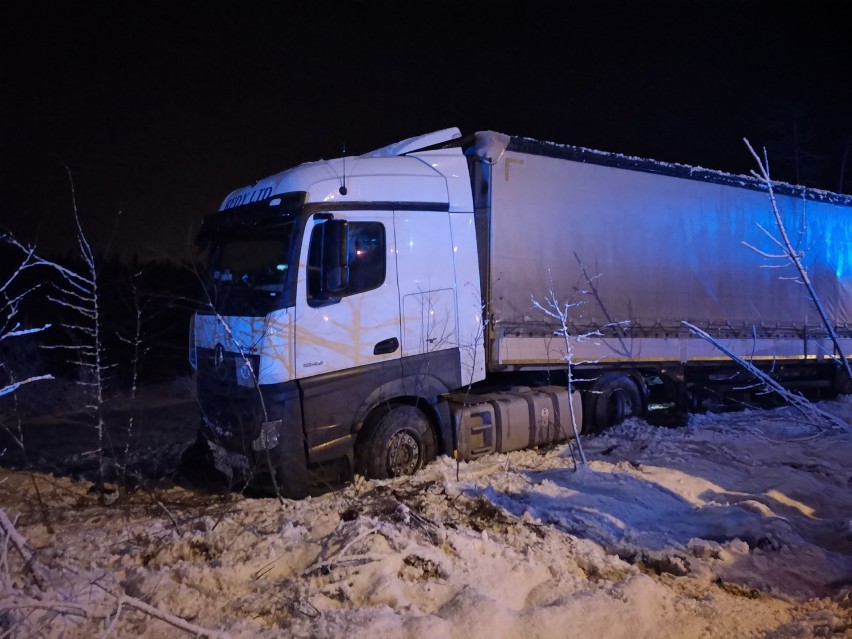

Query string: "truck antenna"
[339, 143, 348, 195]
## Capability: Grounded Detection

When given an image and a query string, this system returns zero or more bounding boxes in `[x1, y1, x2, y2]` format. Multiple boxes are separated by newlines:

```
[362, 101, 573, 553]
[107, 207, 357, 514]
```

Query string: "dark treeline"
[0, 245, 203, 390]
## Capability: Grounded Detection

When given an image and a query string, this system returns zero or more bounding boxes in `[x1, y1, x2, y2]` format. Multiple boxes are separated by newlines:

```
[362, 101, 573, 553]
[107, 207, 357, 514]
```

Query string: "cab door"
[395, 209, 458, 357]
[293, 211, 401, 378]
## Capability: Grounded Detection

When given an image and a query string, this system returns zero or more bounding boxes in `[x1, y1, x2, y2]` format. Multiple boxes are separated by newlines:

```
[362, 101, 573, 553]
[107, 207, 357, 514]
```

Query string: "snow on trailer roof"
[503, 133, 852, 207]
[396, 128, 852, 206]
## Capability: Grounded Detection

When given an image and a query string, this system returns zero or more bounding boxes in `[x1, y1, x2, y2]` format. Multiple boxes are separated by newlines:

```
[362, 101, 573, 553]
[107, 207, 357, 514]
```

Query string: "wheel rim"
[607, 389, 634, 423]
[386, 430, 421, 476]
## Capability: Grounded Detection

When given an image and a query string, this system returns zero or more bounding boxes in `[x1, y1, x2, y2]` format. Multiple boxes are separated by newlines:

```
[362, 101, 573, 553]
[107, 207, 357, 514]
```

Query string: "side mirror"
[322, 219, 349, 293]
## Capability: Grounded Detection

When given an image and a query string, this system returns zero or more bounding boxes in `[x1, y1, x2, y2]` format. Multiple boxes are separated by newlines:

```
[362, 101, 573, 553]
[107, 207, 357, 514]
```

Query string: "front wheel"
[357, 404, 437, 479]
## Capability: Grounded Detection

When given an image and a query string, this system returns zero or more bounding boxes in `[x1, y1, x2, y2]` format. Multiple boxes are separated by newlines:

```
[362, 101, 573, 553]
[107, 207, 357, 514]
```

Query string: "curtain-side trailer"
[190, 128, 852, 497]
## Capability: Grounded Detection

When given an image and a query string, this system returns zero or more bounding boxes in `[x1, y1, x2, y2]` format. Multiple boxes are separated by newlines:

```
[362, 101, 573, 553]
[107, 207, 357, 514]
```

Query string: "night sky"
[2, 1, 850, 260]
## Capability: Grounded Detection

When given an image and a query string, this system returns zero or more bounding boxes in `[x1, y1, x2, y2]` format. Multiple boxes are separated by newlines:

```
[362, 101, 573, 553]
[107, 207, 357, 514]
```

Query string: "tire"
[581, 391, 598, 435]
[357, 404, 437, 480]
[178, 433, 230, 490]
[179, 433, 212, 479]
[591, 373, 643, 432]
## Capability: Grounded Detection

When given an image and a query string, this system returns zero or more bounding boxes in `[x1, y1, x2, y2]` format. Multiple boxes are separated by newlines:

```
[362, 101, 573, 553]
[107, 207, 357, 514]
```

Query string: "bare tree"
[530, 289, 589, 465]
[530, 268, 633, 466]
[114, 270, 148, 485]
[39, 170, 113, 497]
[0, 234, 70, 529]
[684, 140, 851, 432]
[741, 138, 852, 387]
[0, 232, 83, 475]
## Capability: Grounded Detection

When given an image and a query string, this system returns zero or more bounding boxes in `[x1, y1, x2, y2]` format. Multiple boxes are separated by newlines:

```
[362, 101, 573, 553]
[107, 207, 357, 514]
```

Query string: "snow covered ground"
[1, 385, 851, 638]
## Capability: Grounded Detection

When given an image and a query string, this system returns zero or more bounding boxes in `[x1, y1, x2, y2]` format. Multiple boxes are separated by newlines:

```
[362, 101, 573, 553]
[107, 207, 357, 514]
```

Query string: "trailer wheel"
[591, 373, 643, 432]
[357, 404, 437, 480]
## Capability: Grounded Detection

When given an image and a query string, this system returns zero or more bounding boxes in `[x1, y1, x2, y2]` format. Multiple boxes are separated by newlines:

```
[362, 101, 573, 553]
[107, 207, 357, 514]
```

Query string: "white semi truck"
[190, 128, 852, 497]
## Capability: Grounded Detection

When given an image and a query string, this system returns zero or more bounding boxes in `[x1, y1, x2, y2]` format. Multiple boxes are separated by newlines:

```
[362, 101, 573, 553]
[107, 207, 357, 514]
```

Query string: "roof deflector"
[361, 127, 462, 158]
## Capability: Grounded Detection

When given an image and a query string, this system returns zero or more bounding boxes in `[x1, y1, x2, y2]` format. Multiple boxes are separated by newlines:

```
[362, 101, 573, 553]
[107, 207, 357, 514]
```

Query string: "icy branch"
[0, 323, 51, 342]
[0, 374, 55, 398]
[682, 321, 849, 432]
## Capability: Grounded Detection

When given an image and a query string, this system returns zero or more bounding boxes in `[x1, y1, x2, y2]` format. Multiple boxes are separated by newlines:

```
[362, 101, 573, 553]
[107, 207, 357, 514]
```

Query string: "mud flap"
[273, 418, 309, 499]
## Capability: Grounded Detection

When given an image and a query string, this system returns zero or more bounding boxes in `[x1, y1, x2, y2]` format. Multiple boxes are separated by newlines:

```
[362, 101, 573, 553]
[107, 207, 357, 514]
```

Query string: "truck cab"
[190, 128, 485, 497]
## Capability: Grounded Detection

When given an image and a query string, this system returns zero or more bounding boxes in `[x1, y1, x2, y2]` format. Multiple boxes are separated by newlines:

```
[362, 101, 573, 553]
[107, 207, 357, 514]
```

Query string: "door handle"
[373, 337, 400, 355]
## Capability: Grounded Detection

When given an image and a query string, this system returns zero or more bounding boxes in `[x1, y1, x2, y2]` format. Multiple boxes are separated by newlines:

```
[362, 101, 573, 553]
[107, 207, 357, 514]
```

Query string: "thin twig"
[0, 509, 48, 589]
[0, 594, 227, 638]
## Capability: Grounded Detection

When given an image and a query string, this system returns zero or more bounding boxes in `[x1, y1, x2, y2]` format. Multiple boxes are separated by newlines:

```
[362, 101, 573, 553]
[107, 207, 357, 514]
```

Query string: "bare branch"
[0, 594, 226, 638]
[0, 323, 51, 342]
[683, 321, 849, 432]
[0, 510, 48, 588]
[0, 374, 54, 398]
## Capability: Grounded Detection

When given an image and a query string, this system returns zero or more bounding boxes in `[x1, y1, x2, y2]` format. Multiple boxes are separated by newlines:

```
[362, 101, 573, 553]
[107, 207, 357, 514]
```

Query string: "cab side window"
[347, 222, 385, 294]
[308, 221, 385, 304]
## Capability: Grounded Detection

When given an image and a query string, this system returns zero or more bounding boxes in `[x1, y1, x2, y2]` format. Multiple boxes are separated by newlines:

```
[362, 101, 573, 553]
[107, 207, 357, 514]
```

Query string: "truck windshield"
[201, 221, 299, 316]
